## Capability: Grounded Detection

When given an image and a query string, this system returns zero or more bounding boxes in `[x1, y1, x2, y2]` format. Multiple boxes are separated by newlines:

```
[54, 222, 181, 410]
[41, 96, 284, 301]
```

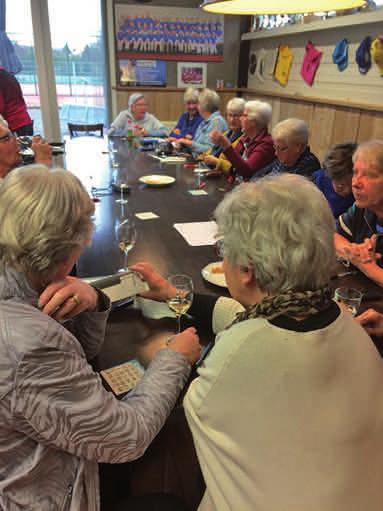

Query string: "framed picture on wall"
[118, 59, 166, 87]
[177, 62, 207, 88]
[115, 4, 224, 63]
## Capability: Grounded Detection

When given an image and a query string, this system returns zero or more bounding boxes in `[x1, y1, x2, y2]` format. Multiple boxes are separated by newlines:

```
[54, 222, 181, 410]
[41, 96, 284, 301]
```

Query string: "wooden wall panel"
[357, 112, 383, 142]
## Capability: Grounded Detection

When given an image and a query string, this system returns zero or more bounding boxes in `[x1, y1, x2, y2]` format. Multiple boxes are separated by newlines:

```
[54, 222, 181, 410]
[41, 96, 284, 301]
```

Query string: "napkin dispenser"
[84, 271, 148, 306]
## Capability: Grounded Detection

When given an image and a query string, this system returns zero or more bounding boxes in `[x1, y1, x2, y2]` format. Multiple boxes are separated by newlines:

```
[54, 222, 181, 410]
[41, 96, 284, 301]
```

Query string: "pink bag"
[301, 41, 322, 86]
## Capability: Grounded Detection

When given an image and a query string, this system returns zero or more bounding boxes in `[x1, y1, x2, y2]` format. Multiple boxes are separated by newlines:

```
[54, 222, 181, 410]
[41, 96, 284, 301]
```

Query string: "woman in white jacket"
[133, 174, 383, 511]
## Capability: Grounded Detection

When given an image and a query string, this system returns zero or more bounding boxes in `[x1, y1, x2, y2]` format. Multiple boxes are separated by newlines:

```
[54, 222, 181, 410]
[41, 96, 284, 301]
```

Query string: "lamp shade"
[201, 0, 366, 14]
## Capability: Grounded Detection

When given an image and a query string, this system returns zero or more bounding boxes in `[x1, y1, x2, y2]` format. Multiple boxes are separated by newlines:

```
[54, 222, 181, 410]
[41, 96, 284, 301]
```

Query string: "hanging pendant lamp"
[200, 0, 366, 15]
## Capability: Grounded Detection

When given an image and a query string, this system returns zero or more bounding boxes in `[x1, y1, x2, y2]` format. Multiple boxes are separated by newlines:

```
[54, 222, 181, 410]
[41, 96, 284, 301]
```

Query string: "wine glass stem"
[120, 187, 123, 203]
[177, 314, 181, 333]
[123, 251, 128, 272]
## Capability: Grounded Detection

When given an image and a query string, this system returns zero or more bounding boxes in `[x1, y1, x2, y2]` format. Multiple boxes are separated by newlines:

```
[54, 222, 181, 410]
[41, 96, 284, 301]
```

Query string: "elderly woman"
[133, 174, 383, 511]
[0, 118, 52, 182]
[178, 88, 227, 157]
[0, 165, 200, 510]
[313, 142, 356, 218]
[257, 117, 320, 178]
[168, 87, 203, 141]
[210, 99, 275, 180]
[109, 92, 168, 137]
[202, 97, 245, 174]
[335, 139, 383, 288]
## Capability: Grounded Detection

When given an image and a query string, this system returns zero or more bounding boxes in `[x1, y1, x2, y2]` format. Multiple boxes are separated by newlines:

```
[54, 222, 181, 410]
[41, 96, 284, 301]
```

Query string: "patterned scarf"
[232, 286, 332, 325]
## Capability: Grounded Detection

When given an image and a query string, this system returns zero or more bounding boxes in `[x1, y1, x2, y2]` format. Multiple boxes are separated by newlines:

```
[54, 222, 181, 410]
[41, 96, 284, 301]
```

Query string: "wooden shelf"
[242, 8, 383, 41]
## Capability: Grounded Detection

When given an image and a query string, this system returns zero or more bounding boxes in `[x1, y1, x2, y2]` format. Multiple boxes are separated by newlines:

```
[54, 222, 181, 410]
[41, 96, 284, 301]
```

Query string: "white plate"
[201, 262, 227, 288]
[139, 175, 176, 187]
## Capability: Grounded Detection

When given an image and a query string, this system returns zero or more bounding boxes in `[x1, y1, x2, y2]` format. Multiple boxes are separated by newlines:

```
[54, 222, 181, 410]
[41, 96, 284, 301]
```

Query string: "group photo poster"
[177, 62, 207, 88]
[115, 4, 224, 63]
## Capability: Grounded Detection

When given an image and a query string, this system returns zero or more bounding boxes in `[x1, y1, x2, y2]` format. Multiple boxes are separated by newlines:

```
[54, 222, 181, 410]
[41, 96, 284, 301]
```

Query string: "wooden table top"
[64, 136, 229, 297]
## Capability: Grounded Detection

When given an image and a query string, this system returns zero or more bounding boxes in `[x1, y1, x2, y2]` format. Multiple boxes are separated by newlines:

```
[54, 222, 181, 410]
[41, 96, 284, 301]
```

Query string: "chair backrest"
[68, 123, 104, 138]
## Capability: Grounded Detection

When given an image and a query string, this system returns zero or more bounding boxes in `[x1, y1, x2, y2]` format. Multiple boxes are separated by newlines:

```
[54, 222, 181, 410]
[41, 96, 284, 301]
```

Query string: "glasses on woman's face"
[273, 144, 289, 153]
[227, 112, 241, 119]
[0, 131, 16, 144]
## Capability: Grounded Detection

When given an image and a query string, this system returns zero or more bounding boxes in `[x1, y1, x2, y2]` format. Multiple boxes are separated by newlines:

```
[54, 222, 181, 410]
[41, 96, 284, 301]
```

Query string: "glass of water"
[334, 287, 363, 316]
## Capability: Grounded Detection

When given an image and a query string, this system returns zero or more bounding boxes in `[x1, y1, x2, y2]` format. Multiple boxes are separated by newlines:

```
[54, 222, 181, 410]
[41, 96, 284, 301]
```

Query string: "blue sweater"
[190, 111, 227, 157]
[170, 112, 203, 139]
[313, 169, 354, 218]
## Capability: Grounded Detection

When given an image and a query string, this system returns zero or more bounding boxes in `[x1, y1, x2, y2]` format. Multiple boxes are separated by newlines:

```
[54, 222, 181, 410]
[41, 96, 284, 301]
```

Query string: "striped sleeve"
[13, 327, 190, 464]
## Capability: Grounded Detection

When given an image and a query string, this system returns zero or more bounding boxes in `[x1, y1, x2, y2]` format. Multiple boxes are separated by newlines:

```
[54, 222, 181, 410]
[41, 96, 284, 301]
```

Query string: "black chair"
[68, 122, 104, 138]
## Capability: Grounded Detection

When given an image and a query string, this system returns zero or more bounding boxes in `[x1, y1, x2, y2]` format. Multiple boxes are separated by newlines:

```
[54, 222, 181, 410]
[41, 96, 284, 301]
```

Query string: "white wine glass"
[167, 274, 194, 333]
[115, 216, 137, 272]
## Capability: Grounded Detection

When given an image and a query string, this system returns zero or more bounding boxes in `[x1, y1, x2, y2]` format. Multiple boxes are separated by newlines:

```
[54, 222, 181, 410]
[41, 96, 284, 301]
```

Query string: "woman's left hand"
[38, 276, 98, 320]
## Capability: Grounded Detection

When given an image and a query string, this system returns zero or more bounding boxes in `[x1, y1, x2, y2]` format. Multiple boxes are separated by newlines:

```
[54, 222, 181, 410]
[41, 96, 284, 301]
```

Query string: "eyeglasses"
[0, 131, 16, 143]
[273, 144, 289, 152]
[227, 113, 241, 118]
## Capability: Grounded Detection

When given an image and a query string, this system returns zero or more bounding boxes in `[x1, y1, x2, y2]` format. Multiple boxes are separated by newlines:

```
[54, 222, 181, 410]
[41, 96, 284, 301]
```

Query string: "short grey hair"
[226, 97, 246, 115]
[184, 87, 199, 103]
[353, 139, 383, 173]
[323, 142, 357, 180]
[272, 118, 309, 146]
[245, 100, 272, 128]
[0, 165, 94, 281]
[199, 88, 220, 114]
[215, 174, 335, 293]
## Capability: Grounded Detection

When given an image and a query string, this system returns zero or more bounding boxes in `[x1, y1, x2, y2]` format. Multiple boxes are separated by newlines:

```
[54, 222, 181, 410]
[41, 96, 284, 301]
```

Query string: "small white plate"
[201, 262, 227, 288]
[139, 175, 176, 187]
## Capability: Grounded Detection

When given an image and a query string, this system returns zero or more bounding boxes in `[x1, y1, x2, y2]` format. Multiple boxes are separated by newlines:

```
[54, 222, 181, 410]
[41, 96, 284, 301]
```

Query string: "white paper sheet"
[173, 221, 217, 246]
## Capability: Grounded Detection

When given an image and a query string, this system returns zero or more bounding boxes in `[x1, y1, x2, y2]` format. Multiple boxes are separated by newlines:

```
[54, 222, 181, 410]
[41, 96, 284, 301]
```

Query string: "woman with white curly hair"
[210, 99, 275, 180]
[132, 173, 383, 511]
[0, 164, 200, 510]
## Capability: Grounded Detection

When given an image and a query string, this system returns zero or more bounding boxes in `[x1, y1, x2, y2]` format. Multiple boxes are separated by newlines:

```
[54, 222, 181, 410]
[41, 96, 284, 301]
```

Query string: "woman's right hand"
[129, 262, 177, 301]
[167, 327, 201, 364]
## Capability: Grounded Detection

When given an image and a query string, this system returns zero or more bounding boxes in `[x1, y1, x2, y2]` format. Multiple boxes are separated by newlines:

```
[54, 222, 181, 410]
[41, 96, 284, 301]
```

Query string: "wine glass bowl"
[166, 274, 194, 333]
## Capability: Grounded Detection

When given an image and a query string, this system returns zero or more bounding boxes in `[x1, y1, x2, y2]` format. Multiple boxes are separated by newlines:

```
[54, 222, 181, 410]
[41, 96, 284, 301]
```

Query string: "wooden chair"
[68, 122, 104, 138]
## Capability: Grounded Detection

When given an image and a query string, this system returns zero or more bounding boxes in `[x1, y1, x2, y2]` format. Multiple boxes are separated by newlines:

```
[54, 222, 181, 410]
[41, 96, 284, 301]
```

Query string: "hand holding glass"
[167, 274, 194, 333]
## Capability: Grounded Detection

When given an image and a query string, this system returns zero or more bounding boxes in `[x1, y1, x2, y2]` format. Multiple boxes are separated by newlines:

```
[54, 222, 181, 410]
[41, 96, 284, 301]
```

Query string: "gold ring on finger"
[71, 294, 81, 306]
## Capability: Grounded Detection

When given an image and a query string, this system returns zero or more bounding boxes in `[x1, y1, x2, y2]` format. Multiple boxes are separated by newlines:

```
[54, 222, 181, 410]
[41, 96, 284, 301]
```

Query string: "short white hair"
[245, 100, 272, 129]
[199, 88, 220, 113]
[215, 174, 335, 293]
[226, 97, 246, 115]
[353, 139, 383, 173]
[272, 118, 309, 146]
[184, 87, 199, 103]
[0, 165, 94, 281]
